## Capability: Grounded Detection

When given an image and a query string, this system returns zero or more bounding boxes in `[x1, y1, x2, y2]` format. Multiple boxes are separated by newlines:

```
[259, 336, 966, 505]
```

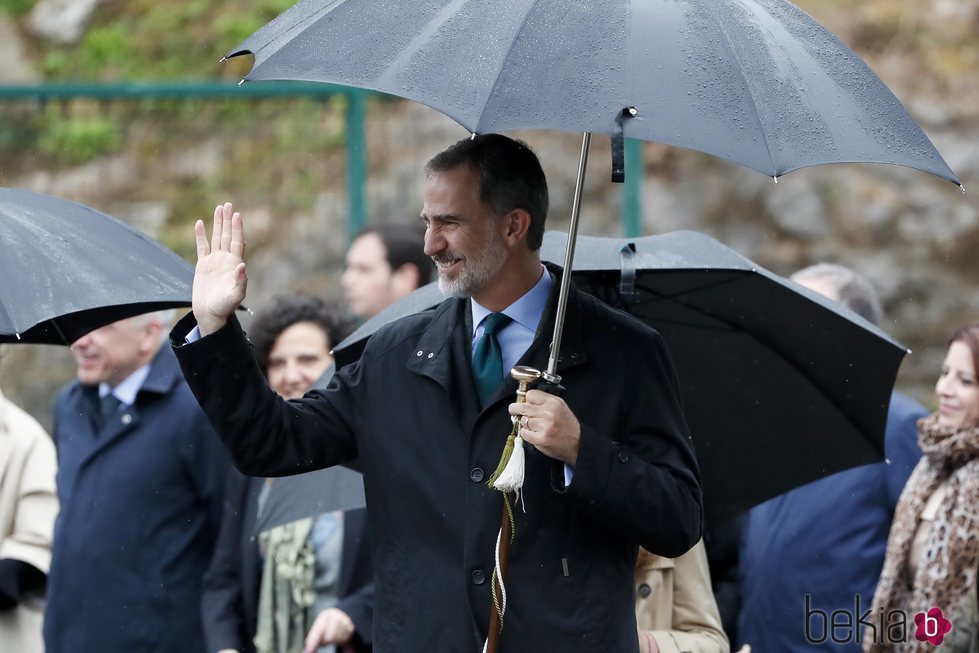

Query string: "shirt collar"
[99, 364, 151, 406]
[471, 265, 551, 336]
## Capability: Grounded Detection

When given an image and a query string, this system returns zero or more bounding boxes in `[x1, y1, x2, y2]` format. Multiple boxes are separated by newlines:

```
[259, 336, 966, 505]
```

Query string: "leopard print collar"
[865, 414, 979, 652]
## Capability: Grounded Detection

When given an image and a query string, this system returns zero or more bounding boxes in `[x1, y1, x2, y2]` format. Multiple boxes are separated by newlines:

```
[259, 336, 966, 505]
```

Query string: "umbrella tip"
[238, 78, 246, 87]
[959, 183, 967, 195]
[773, 175, 778, 185]
[15, 332, 21, 341]
[906, 347, 913, 355]
[219, 56, 227, 63]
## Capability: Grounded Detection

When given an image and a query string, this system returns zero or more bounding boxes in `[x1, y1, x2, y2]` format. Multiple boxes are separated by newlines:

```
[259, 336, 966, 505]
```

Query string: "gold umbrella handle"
[485, 366, 541, 653]
[512, 365, 541, 402]
[488, 366, 541, 491]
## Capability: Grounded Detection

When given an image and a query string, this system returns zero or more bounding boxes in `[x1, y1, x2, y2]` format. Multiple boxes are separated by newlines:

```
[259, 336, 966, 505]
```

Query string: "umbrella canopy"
[254, 465, 366, 533]
[0, 188, 194, 345]
[332, 230, 908, 525]
[228, 0, 959, 185]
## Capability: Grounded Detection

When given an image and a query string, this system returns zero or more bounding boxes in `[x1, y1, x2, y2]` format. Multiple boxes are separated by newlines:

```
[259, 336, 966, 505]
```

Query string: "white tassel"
[489, 434, 525, 494]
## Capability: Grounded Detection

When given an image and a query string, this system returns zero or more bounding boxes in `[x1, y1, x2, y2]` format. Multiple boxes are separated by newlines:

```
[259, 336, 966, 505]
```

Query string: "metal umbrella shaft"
[485, 134, 593, 648]
[544, 132, 592, 383]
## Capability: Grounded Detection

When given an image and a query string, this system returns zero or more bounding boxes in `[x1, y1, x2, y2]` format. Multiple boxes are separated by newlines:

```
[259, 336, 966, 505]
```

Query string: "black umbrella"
[330, 230, 907, 526]
[254, 464, 366, 534]
[0, 189, 194, 345]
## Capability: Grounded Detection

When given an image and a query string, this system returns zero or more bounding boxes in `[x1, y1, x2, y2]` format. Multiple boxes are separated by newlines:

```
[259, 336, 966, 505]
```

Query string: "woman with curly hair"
[201, 294, 373, 653]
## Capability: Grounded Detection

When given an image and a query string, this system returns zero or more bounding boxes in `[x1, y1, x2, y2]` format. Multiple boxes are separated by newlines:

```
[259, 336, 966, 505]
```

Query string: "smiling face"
[266, 321, 333, 400]
[422, 165, 509, 300]
[935, 340, 979, 429]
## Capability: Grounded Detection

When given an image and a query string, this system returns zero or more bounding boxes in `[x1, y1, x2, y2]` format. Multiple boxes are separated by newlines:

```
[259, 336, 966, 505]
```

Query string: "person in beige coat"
[0, 388, 58, 653]
[635, 539, 731, 653]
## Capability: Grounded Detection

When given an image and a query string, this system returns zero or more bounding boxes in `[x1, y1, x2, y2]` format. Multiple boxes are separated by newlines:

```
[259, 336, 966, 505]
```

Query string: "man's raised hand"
[193, 202, 247, 336]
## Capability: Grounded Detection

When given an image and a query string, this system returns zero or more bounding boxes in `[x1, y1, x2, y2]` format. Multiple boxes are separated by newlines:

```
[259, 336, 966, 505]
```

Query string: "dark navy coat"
[738, 391, 925, 652]
[173, 267, 703, 653]
[45, 346, 229, 653]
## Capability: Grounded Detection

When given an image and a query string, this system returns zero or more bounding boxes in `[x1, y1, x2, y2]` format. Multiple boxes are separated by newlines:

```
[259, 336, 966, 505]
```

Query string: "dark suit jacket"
[201, 471, 263, 653]
[46, 347, 229, 653]
[174, 266, 702, 653]
[201, 469, 373, 653]
[738, 391, 926, 652]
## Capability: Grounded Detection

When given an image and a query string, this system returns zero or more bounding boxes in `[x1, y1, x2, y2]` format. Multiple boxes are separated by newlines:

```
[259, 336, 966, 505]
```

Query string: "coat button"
[470, 467, 484, 483]
[471, 569, 486, 585]
[121, 414, 133, 425]
[637, 583, 652, 598]
[617, 450, 630, 463]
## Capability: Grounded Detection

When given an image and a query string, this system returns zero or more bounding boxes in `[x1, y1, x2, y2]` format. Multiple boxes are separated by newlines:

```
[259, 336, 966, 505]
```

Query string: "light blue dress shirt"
[470, 265, 551, 373]
[471, 267, 574, 483]
[99, 363, 150, 406]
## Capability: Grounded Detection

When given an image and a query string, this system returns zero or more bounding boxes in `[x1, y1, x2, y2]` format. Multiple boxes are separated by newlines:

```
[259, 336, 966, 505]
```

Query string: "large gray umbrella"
[0, 189, 194, 345]
[226, 0, 960, 383]
[331, 230, 908, 527]
[227, 0, 958, 185]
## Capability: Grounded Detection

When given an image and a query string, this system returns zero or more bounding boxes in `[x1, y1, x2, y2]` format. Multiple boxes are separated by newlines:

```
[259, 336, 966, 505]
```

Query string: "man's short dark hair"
[249, 294, 356, 376]
[355, 223, 433, 286]
[425, 133, 549, 251]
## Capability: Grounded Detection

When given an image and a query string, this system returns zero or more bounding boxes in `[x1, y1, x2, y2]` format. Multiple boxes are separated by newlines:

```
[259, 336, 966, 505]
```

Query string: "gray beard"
[436, 241, 507, 299]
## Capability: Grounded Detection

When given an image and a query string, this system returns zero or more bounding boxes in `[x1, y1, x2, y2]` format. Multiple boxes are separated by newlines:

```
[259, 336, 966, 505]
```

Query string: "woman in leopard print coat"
[866, 322, 979, 652]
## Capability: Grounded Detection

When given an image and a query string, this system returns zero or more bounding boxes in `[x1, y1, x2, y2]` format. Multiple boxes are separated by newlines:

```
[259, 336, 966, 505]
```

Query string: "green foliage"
[36, 104, 123, 163]
[0, 0, 35, 17]
[38, 0, 299, 81]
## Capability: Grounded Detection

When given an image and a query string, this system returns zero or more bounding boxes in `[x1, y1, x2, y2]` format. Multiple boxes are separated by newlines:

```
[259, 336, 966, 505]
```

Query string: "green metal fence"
[0, 81, 642, 239]
[0, 81, 370, 240]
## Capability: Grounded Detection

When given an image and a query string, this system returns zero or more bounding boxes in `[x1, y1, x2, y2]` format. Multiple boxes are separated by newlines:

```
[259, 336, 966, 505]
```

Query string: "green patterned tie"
[472, 313, 513, 407]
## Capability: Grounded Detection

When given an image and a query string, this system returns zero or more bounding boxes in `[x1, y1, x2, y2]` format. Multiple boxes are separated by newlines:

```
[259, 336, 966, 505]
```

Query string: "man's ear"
[140, 321, 164, 355]
[501, 208, 531, 247]
[391, 263, 421, 297]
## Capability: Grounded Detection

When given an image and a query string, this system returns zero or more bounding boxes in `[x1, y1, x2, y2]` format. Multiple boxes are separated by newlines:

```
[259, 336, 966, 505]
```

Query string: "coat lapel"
[406, 298, 481, 429]
[404, 265, 590, 429]
[77, 347, 180, 467]
[482, 264, 589, 411]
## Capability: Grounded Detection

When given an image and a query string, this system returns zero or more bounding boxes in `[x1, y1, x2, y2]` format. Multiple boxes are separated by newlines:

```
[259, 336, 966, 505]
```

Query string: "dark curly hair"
[249, 294, 356, 377]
